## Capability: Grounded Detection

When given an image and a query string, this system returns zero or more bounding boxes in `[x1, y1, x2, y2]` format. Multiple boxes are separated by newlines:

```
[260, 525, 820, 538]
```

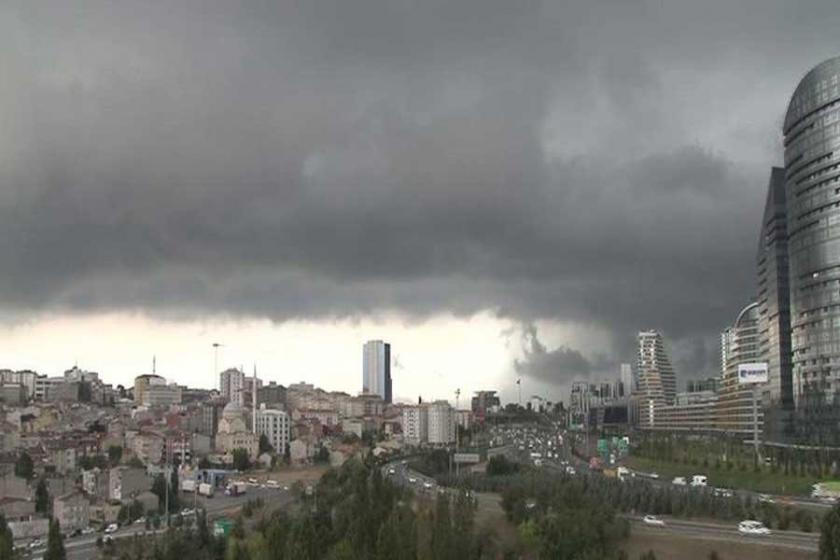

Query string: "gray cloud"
[1, 1, 839, 375]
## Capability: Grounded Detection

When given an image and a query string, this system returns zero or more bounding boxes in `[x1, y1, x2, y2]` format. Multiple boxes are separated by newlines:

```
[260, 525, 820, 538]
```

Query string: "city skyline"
[1, 2, 840, 403]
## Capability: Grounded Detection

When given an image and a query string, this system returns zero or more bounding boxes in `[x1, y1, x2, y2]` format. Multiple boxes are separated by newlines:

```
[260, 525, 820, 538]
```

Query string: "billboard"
[453, 453, 480, 464]
[738, 362, 768, 384]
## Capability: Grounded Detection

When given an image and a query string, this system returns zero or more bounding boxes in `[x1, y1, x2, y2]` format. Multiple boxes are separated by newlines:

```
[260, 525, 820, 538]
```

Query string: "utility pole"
[517, 378, 522, 407]
[753, 384, 761, 464]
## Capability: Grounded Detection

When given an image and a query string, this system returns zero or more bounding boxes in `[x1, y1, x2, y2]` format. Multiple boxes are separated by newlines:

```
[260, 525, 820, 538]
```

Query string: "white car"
[423, 482, 433, 489]
[28, 539, 45, 549]
[643, 515, 665, 527]
[672, 477, 687, 486]
[134, 516, 146, 525]
[738, 520, 770, 535]
[387, 468, 396, 475]
[758, 494, 775, 504]
[104, 523, 119, 534]
[408, 477, 417, 483]
[82, 527, 96, 535]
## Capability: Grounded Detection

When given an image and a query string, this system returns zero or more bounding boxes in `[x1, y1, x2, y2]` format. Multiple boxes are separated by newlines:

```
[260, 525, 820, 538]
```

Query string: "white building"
[401, 405, 428, 445]
[427, 400, 456, 445]
[362, 340, 392, 403]
[219, 368, 245, 406]
[255, 405, 290, 455]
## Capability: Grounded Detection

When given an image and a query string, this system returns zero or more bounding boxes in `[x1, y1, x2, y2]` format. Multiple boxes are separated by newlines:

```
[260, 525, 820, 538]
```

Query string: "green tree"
[44, 518, 66, 560]
[108, 445, 123, 465]
[0, 513, 14, 560]
[233, 449, 251, 472]
[258, 435, 273, 455]
[14, 450, 34, 481]
[35, 478, 50, 514]
[820, 504, 840, 559]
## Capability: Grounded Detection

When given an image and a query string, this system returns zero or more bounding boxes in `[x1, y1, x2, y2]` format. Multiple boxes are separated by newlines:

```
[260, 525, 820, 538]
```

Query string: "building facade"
[362, 340, 392, 403]
[255, 405, 290, 456]
[636, 331, 677, 405]
[784, 56, 840, 409]
[219, 368, 245, 406]
[401, 405, 428, 445]
[427, 400, 456, 445]
[717, 302, 765, 436]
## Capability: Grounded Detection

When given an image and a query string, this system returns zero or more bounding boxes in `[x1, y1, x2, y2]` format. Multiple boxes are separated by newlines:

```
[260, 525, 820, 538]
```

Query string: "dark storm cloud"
[2, 0, 840, 375]
[514, 324, 592, 382]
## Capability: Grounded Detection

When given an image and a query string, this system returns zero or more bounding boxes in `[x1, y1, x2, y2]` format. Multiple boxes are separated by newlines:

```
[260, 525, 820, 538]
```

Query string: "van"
[691, 475, 707, 487]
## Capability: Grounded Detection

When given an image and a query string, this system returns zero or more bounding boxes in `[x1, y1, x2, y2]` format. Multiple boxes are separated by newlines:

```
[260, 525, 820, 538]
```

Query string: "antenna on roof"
[153, 356, 157, 375]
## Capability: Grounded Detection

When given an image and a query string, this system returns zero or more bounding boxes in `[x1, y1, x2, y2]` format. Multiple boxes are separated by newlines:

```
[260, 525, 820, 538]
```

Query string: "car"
[758, 494, 775, 504]
[423, 482, 433, 489]
[642, 515, 665, 527]
[565, 466, 576, 475]
[247, 478, 258, 484]
[713, 488, 734, 498]
[387, 468, 396, 475]
[105, 523, 119, 534]
[103, 534, 114, 544]
[134, 516, 146, 525]
[738, 520, 771, 535]
[29, 539, 45, 549]
[283, 486, 289, 491]
[408, 477, 417, 483]
[82, 527, 96, 535]
[672, 477, 687, 486]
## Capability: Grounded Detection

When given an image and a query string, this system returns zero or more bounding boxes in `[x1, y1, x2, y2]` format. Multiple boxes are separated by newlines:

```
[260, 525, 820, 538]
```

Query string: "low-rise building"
[109, 467, 150, 503]
[53, 492, 90, 534]
[255, 405, 290, 455]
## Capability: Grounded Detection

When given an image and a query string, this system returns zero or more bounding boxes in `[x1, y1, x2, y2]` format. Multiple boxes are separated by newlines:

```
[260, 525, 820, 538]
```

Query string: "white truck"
[198, 482, 214, 497]
[181, 479, 197, 493]
[690, 475, 708, 487]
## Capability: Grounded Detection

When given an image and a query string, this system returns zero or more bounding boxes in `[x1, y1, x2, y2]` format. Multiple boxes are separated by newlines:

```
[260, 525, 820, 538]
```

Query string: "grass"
[625, 456, 816, 496]
[624, 527, 817, 560]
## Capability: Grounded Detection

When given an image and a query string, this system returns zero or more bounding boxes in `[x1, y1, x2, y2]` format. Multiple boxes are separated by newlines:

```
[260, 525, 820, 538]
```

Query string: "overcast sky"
[1, 1, 839, 404]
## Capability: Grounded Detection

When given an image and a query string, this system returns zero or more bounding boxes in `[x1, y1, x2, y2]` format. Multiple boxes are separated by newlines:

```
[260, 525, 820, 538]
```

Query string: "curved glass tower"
[784, 56, 840, 407]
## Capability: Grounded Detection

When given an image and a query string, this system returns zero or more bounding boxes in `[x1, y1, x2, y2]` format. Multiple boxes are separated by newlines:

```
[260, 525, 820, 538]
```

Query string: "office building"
[756, 167, 794, 410]
[362, 340, 392, 403]
[219, 368, 245, 406]
[255, 405, 291, 456]
[717, 302, 764, 435]
[636, 331, 677, 404]
[142, 383, 182, 407]
[619, 363, 633, 398]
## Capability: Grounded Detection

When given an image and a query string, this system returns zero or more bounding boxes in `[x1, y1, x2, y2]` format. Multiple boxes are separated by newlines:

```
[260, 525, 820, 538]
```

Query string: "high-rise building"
[756, 167, 793, 409]
[784, 56, 840, 408]
[619, 363, 633, 398]
[636, 331, 677, 405]
[255, 404, 290, 456]
[717, 302, 763, 435]
[362, 340, 392, 403]
[427, 400, 456, 444]
[219, 368, 245, 406]
[778, 56, 840, 444]
[402, 405, 428, 445]
[471, 391, 501, 415]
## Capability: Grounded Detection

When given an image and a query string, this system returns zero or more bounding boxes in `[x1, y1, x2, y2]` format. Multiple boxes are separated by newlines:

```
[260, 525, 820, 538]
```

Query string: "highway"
[627, 515, 819, 552]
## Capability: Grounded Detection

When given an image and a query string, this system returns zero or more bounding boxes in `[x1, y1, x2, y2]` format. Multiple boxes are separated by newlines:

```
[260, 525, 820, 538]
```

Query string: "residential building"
[402, 405, 428, 445]
[108, 467, 150, 503]
[0, 370, 37, 399]
[53, 492, 90, 534]
[219, 368, 245, 406]
[362, 340, 392, 403]
[255, 405, 290, 455]
[427, 400, 455, 445]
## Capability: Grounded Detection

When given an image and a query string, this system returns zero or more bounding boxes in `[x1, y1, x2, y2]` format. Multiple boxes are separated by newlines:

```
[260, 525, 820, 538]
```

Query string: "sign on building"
[453, 453, 480, 464]
[737, 362, 769, 384]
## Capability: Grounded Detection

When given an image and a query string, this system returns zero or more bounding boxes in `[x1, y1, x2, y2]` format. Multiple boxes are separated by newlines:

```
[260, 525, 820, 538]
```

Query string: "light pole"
[213, 343, 223, 389]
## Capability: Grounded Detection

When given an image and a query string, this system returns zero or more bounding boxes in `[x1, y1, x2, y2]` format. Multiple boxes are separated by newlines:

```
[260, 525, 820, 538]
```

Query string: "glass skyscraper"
[784, 56, 840, 407]
[362, 340, 392, 403]
[756, 167, 793, 409]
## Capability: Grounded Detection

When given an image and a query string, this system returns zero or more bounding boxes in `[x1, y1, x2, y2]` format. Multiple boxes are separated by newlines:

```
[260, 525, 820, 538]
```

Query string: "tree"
[15, 450, 34, 481]
[35, 478, 50, 514]
[820, 504, 840, 559]
[233, 449, 251, 472]
[0, 514, 14, 560]
[44, 518, 66, 560]
[259, 435, 273, 455]
[108, 445, 123, 466]
[314, 446, 331, 465]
